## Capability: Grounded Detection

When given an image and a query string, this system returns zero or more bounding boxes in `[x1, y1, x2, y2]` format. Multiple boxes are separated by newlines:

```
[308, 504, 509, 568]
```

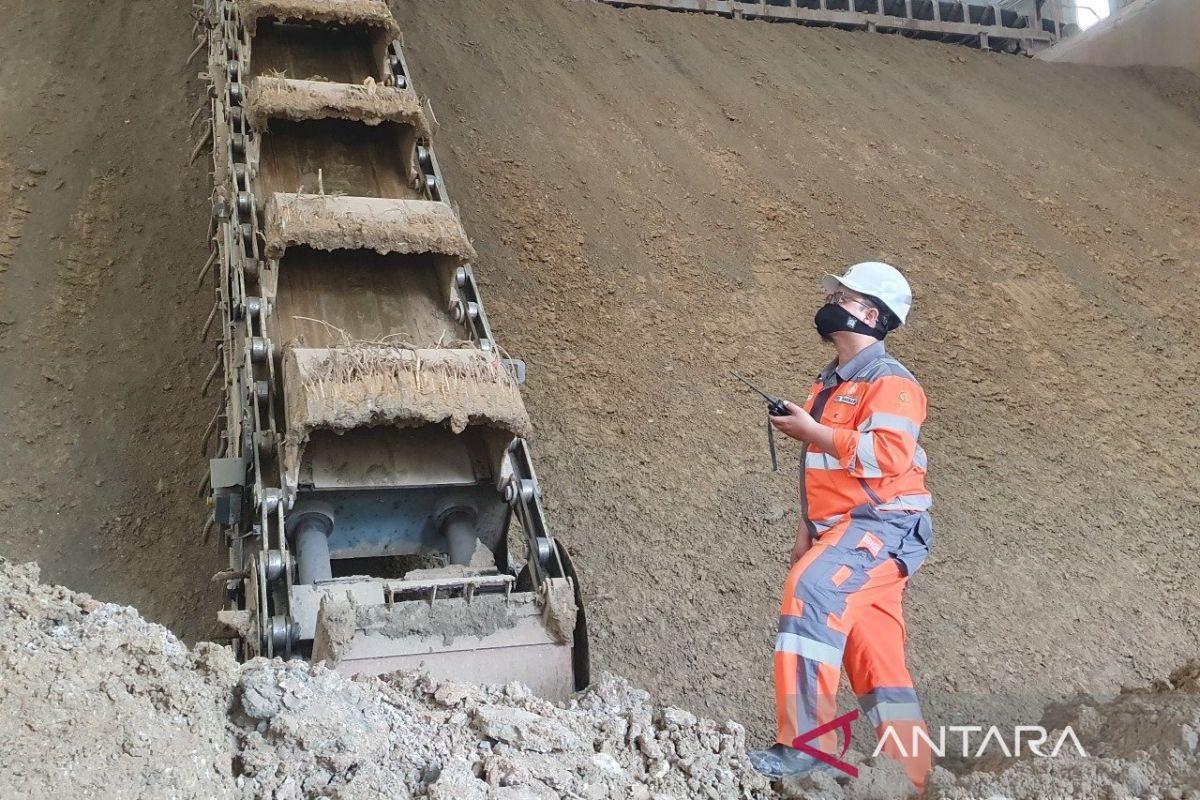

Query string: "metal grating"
[596, 0, 1079, 53]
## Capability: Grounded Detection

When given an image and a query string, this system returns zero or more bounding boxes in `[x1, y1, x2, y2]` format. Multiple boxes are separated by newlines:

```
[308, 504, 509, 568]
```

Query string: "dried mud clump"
[265, 193, 477, 261]
[237, 0, 399, 37]
[245, 76, 430, 134]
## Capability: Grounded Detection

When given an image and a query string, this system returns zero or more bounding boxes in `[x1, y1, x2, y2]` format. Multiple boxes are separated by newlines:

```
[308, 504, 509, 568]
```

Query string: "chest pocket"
[822, 391, 860, 427]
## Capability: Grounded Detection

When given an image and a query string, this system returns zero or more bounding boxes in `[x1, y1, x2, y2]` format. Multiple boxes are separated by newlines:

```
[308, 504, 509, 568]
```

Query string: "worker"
[749, 262, 934, 791]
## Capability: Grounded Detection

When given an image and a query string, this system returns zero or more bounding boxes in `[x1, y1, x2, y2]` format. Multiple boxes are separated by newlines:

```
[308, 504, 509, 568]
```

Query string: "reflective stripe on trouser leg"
[774, 521, 878, 749]
[773, 641, 841, 752]
[860, 686, 924, 728]
[842, 559, 932, 791]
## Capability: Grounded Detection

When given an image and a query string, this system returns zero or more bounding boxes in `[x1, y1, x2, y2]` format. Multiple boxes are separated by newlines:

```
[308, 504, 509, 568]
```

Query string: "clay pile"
[0, 558, 770, 799]
[0, 559, 236, 799]
[2, 557, 1197, 800]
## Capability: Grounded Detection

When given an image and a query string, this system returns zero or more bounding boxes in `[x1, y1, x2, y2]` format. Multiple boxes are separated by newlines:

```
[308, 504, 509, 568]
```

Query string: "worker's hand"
[769, 401, 818, 442]
[790, 532, 812, 565]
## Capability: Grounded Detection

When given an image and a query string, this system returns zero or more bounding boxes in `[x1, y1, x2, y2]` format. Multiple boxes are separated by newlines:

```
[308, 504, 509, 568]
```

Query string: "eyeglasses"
[826, 291, 876, 311]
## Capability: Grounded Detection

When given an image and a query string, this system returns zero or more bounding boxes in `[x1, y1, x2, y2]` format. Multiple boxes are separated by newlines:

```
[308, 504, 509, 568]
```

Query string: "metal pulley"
[248, 336, 269, 362]
[264, 614, 296, 656]
[262, 548, 286, 580]
[387, 55, 408, 89]
[257, 486, 282, 515]
[417, 145, 434, 172]
[451, 299, 480, 324]
[243, 295, 265, 320]
[503, 477, 538, 506]
[533, 536, 554, 569]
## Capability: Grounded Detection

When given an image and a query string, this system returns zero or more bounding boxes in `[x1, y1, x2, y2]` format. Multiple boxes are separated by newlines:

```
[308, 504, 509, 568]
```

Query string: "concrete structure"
[1038, 0, 1200, 71]
[598, 1, 1068, 53]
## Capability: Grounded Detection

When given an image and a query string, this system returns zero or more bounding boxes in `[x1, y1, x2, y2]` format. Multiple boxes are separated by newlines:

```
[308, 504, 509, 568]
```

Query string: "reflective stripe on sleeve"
[812, 516, 843, 534]
[804, 451, 842, 471]
[858, 412, 921, 439]
[855, 434, 884, 478]
[875, 494, 933, 512]
[914, 446, 928, 469]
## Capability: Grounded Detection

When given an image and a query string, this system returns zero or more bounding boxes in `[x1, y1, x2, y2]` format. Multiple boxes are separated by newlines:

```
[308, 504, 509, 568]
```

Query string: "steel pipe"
[295, 515, 333, 584]
[442, 507, 480, 566]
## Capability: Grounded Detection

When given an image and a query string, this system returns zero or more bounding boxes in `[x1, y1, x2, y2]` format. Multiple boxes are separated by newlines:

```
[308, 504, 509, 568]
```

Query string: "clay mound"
[245, 76, 430, 133]
[237, 0, 399, 37]
[0, 558, 773, 800]
[235, 664, 773, 800]
[5, 556, 1200, 798]
[265, 192, 477, 260]
[0, 559, 240, 799]
[282, 345, 532, 438]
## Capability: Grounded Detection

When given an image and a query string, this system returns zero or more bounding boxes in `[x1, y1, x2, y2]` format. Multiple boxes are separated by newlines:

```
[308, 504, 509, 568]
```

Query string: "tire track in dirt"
[0, 162, 32, 282]
[50, 174, 119, 333]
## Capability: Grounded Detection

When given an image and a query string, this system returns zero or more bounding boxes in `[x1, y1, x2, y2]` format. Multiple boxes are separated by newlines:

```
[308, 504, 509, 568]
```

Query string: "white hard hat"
[823, 261, 913, 328]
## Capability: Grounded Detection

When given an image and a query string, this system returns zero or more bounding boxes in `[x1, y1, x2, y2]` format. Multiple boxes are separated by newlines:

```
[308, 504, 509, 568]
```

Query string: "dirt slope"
[391, 0, 1200, 742]
[0, 0, 220, 638]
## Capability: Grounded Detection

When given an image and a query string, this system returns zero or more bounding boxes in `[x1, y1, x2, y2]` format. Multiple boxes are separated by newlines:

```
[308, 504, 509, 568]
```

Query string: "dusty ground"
[0, 0, 1197, 781]
[0, 560, 776, 800]
[392, 0, 1200, 745]
[4, 558, 1199, 799]
[0, 1, 221, 637]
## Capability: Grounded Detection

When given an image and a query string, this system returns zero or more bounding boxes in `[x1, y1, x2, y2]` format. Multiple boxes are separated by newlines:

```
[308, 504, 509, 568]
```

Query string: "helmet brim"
[823, 272, 878, 298]
[822, 274, 845, 296]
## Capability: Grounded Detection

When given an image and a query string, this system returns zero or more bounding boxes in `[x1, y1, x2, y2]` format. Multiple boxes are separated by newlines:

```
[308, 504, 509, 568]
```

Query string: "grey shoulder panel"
[858, 356, 917, 383]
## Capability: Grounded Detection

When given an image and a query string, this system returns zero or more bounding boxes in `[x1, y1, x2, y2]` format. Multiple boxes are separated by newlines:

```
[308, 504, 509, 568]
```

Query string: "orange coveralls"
[774, 341, 934, 789]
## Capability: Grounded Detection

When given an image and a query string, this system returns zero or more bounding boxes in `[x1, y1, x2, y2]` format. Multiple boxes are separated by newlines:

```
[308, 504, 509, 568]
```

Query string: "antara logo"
[791, 710, 859, 778]
[791, 715, 1090, 782]
[874, 725, 1089, 760]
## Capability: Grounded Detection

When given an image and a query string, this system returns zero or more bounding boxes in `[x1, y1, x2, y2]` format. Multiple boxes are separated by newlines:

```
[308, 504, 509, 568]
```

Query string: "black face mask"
[813, 303, 886, 341]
